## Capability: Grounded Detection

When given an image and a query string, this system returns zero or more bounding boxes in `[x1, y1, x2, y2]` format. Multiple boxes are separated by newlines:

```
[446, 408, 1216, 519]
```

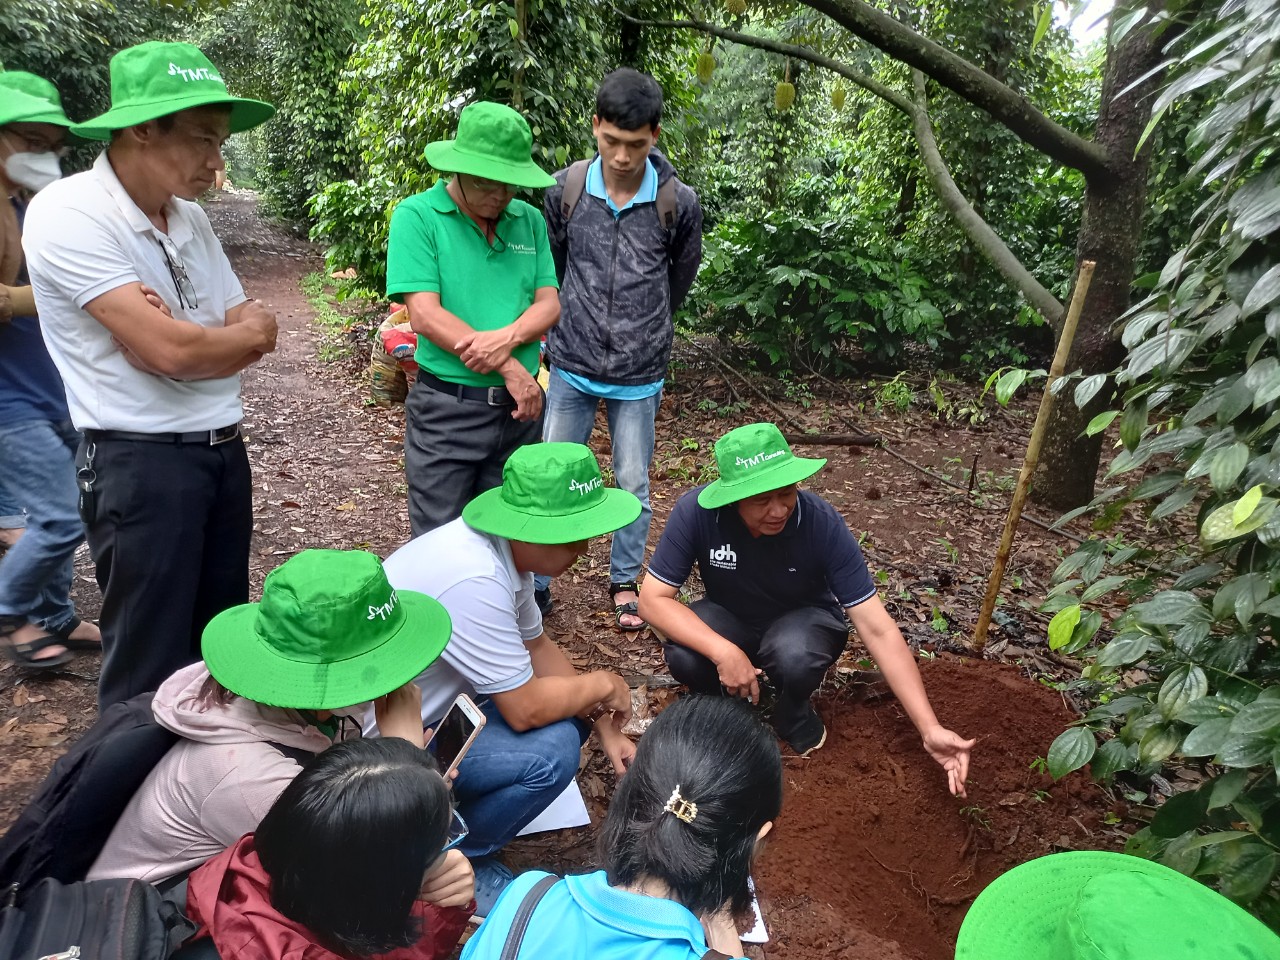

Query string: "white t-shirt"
[23, 151, 247, 432]
[382, 518, 544, 726]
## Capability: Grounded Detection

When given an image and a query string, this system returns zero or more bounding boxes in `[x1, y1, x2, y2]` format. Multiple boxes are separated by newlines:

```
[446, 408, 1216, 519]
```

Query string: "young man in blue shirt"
[639, 423, 975, 796]
[539, 69, 703, 630]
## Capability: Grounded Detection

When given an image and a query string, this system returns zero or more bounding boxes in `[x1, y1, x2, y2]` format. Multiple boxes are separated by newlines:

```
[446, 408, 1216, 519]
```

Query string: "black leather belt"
[85, 423, 241, 445]
[418, 370, 515, 406]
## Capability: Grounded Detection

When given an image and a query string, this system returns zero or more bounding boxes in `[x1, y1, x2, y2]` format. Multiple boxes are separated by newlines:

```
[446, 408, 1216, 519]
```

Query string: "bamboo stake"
[971, 260, 1096, 653]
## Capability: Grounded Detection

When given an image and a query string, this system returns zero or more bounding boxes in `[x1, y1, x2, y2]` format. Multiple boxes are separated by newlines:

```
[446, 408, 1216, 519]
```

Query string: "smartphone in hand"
[427, 693, 486, 777]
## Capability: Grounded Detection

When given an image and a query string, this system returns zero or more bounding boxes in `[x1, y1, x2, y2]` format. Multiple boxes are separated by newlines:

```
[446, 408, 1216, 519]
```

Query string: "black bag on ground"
[0, 876, 195, 960]
[0, 692, 178, 888]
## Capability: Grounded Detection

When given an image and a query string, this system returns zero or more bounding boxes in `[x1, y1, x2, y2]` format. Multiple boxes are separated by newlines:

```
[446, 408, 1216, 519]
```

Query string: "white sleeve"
[436, 575, 535, 695]
[514, 574, 544, 642]
[23, 205, 139, 307]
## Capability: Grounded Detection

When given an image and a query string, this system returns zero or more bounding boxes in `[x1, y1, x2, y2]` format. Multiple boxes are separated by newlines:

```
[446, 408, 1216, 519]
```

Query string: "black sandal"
[609, 581, 647, 633]
[0, 615, 74, 671]
[46, 616, 103, 651]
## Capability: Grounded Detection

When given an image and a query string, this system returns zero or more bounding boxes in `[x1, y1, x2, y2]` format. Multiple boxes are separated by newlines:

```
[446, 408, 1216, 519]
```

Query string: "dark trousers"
[662, 599, 849, 740]
[404, 377, 543, 536]
[80, 436, 252, 710]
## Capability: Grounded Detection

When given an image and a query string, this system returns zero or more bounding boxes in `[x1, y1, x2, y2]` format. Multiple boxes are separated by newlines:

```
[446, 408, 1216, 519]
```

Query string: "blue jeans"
[0, 487, 24, 529]
[451, 699, 587, 859]
[0, 419, 83, 632]
[537, 373, 661, 591]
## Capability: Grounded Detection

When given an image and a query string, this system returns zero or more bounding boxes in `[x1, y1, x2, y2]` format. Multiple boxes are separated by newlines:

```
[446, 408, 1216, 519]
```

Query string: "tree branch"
[619, 13, 915, 113]
[910, 71, 1065, 323]
[800, 0, 1113, 180]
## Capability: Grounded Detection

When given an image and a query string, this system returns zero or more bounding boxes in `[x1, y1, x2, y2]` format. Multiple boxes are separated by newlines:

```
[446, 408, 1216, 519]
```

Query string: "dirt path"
[0, 191, 1128, 960]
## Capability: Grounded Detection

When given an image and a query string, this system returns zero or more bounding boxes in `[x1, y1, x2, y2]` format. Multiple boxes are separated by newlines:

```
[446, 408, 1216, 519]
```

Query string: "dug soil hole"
[755, 657, 1117, 960]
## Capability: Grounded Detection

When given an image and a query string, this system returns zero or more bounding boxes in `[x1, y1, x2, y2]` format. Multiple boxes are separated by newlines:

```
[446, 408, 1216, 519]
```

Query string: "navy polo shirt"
[647, 486, 877, 623]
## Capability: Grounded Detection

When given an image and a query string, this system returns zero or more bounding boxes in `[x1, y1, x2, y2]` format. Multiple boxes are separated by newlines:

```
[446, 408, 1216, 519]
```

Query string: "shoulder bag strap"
[497, 874, 560, 960]
[559, 160, 592, 223]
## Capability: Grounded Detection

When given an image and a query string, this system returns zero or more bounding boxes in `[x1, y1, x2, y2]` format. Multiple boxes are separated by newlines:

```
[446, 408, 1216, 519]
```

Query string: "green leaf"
[1085, 410, 1120, 437]
[1130, 591, 1208, 626]
[1179, 696, 1239, 725]
[1184, 830, 1253, 850]
[1217, 729, 1276, 767]
[1233, 485, 1264, 525]
[1047, 726, 1096, 780]
[1096, 631, 1151, 667]
[1150, 788, 1209, 838]
[1159, 666, 1209, 720]
[995, 368, 1029, 406]
[1089, 738, 1133, 780]
[1031, 1, 1053, 51]
[1120, 399, 1148, 451]
[1208, 768, 1250, 809]
[1074, 374, 1108, 410]
[1139, 723, 1183, 764]
[1212, 839, 1280, 902]
[1210, 443, 1250, 492]
[1202, 497, 1278, 543]
[1181, 717, 1232, 756]
[1151, 485, 1198, 520]
[1228, 699, 1280, 737]
[1047, 604, 1081, 650]
[1081, 576, 1131, 602]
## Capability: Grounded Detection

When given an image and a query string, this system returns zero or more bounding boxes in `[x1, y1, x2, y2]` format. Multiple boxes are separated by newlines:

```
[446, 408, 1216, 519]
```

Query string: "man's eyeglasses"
[462, 174, 517, 196]
[442, 808, 469, 854]
[157, 239, 198, 310]
[1, 128, 70, 159]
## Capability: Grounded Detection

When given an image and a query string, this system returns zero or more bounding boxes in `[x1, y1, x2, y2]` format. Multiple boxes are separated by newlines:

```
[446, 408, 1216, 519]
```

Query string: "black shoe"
[534, 586, 554, 617]
[783, 703, 827, 756]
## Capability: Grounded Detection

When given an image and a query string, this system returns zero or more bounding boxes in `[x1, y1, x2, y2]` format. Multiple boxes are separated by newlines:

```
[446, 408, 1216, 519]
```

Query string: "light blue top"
[557, 156, 664, 400]
[461, 869, 743, 960]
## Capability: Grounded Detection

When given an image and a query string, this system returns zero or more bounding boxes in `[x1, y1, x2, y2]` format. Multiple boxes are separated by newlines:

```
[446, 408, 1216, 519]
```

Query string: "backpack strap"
[559, 160, 591, 224]
[498, 874, 559, 960]
[656, 174, 678, 232]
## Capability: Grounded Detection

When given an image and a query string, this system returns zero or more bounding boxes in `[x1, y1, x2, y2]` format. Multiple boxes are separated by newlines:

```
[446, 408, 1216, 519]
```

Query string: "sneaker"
[470, 857, 516, 921]
[534, 586, 554, 617]
[784, 704, 827, 757]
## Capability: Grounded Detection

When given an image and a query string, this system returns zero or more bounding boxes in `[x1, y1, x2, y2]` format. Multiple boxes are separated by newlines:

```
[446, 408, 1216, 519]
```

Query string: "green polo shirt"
[386, 180, 558, 386]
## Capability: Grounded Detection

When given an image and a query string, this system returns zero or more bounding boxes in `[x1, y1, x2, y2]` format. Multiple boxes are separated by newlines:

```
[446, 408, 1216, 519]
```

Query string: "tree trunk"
[1030, 7, 1168, 510]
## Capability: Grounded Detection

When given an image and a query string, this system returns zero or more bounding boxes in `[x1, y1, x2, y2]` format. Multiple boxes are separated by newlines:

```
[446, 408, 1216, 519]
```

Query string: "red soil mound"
[756, 657, 1118, 959]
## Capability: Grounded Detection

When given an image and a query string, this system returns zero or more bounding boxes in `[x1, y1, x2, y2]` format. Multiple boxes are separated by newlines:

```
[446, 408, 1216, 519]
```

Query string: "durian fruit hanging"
[696, 49, 716, 84]
[831, 83, 847, 112]
[775, 59, 795, 111]
[725, 0, 747, 14]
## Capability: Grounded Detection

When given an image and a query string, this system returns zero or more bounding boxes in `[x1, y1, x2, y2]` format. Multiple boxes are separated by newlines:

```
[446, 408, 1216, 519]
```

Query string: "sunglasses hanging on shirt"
[157, 238, 199, 310]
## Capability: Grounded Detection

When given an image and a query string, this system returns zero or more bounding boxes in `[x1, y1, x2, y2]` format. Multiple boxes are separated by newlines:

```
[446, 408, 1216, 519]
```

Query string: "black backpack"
[0, 692, 179, 890]
[0, 876, 194, 960]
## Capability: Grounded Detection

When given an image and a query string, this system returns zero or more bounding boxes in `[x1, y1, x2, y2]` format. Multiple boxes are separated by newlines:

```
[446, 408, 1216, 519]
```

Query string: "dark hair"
[256, 738, 452, 957]
[600, 695, 782, 919]
[595, 68, 663, 132]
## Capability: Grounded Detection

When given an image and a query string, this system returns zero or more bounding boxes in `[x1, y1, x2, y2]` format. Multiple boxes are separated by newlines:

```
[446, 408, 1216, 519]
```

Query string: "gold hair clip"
[663, 785, 698, 824]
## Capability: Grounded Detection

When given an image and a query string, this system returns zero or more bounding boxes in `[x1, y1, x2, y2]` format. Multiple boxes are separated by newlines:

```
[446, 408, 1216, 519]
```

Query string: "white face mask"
[4, 151, 62, 193]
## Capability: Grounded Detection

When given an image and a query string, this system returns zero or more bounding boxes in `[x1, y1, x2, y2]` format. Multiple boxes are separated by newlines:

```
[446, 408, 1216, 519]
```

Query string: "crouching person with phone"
[181, 738, 474, 960]
[382, 442, 642, 918]
[86, 550, 459, 894]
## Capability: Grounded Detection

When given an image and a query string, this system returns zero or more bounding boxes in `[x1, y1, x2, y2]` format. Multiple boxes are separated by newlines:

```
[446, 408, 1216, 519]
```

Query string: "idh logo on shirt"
[709, 543, 737, 570]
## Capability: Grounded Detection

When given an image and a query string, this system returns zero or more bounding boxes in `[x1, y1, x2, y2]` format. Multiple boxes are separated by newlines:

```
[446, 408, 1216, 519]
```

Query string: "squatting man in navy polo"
[638, 422, 975, 796]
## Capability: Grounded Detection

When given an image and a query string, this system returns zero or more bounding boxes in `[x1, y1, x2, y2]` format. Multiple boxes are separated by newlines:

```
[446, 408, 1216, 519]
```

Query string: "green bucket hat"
[201, 549, 451, 710]
[463, 442, 641, 544]
[424, 101, 555, 189]
[697, 422, 826, 509]
[956, 851, 1280, 960]
[0, 72, 74, 128]
[70, 41, 275, 142]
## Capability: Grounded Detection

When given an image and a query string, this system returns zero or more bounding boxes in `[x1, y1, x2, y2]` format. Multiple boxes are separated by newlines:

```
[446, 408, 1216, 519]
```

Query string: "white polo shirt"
[381, 518, 545, 728]
[23, 151, 247, 433]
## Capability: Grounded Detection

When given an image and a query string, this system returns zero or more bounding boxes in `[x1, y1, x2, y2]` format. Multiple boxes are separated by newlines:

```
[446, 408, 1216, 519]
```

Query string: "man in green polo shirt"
[387, 102, 560, 536]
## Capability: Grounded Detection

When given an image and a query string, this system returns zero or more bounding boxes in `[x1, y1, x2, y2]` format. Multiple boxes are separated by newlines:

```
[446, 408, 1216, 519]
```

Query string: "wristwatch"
[586, 703, 610, 724]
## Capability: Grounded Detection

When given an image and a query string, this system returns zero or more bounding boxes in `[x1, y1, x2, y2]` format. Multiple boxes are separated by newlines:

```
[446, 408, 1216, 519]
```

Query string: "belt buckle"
[209, 424, 239, 445]
[486, 386, 507, 406]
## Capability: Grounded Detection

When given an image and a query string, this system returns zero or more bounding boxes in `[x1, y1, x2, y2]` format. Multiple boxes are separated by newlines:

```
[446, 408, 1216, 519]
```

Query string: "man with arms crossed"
[638, 422, 975, 796]
[383, 442, 638, 916]
[23, 42, 278, 708]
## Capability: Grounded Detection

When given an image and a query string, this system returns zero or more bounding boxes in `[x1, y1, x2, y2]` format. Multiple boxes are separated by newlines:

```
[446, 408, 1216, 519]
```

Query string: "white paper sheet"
[741, 877, 769, 944]
[515, 778, 592, 836]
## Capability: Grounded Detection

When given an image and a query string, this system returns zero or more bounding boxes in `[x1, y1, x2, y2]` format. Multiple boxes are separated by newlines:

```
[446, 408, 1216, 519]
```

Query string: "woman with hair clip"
[180, 737, 475, 960]
[461, 695, 783, 960]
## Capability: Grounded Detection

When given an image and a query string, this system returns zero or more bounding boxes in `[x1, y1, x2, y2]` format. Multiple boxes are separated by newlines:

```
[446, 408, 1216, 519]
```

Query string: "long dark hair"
[255, 738, 452, 956]
[600, 695, 782, 918]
